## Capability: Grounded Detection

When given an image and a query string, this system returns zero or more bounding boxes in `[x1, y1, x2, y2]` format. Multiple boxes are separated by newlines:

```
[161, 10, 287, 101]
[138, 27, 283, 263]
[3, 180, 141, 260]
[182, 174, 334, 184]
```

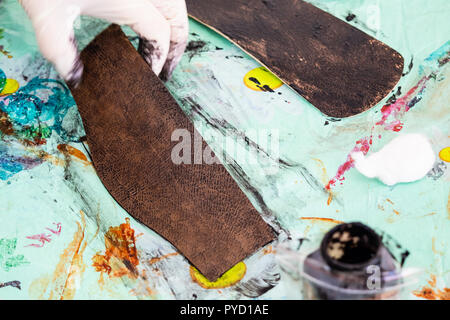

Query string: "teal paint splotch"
[0, 74, 76, 135]
[0, 69, 6, 93]
[0, 238, 29, 271]
[0, 67, 80, 180]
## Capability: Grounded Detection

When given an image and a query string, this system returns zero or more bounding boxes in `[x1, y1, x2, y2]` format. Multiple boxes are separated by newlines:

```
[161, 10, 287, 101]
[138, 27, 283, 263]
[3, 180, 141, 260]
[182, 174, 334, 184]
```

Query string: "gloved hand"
[19, 0, 188, 87]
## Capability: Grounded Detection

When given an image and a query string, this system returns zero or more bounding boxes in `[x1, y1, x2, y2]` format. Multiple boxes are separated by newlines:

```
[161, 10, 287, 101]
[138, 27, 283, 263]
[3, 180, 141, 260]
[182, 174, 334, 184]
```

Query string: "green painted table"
[0, 0, 449, 299]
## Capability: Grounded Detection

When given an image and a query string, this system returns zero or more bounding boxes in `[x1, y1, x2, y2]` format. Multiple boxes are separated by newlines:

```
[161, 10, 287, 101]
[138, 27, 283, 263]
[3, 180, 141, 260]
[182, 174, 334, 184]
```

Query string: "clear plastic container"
[275, 222, 422, 300]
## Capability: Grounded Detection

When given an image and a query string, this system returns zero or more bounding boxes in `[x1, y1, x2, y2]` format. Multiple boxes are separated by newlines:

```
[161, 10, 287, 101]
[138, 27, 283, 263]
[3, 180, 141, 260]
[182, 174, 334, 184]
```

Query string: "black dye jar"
[302, 222, 400, 300]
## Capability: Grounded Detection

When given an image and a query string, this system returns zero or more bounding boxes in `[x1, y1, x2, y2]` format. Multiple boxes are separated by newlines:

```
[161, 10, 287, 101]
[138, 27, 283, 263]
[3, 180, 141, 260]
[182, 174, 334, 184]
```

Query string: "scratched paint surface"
[0, 0, 449, 299]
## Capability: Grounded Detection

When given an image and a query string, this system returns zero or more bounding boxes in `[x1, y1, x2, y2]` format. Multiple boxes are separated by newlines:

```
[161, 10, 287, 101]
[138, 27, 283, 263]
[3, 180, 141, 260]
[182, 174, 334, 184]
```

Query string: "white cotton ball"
[351, 133, 436, 186]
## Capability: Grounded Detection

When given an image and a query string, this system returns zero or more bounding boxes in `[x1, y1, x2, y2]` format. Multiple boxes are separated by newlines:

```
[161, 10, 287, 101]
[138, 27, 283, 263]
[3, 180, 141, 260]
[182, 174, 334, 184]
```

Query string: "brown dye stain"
[393, 209, 400, 215]
[92, 218, 139, 279]
[300, 217, 343, 224]
[148, 252, 179, 264]
[386, 199, 394, 205]
[0, 110, 14, 135]
[57, 144, 90, 164]
[414, 275, 450, 300]
[29, 210, 91, 300]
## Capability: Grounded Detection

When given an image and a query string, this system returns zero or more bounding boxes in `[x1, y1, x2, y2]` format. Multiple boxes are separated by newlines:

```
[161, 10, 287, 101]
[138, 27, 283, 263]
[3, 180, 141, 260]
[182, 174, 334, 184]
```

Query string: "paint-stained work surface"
[0, 0, 449, 299]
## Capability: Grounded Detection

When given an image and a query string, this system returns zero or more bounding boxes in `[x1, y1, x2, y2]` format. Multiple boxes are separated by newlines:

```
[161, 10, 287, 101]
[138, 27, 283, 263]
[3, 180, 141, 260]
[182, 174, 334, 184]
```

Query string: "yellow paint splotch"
[190, 262, 246, 289]
[243, 67, 283, 92]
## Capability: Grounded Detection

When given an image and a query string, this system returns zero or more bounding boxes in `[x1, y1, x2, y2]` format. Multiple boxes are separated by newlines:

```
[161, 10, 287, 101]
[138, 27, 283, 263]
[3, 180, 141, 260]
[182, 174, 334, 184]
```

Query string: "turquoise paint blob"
[0, 69, 6, 93]
[0, 70, 77, 138]
[0, 67, 78, 180]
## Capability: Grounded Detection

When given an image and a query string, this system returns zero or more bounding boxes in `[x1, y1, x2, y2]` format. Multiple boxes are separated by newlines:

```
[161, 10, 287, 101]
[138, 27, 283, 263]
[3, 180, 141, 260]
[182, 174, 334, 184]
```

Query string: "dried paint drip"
[190, 262, 246, 289]
[351, 134, 436, 186]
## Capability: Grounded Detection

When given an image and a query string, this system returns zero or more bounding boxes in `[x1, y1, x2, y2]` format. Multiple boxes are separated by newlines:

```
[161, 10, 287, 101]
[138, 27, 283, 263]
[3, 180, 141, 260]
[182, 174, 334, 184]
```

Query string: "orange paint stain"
[300, 217, 343, 224]
[57, 144, 90, 164]
[386, 199, 394, 205]
[148, 252, 179, 265]
[393, 209, 400, 215]
[312, 158, 334, 205]
[92, 218, 139, 279]
[263, 245, 275, 255]
[29, 210, 90, 300]
[327, 192, 333, 206]
[414, 275, 450, 300]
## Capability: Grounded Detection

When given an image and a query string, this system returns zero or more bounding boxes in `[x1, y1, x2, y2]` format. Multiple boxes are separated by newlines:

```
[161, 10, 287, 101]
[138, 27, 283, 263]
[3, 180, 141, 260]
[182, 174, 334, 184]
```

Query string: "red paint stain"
[46, 223, 62, 236]
[326, 136, 372, 189]
[326, 75, 431, 190]
[376, 77, 428, 129]
[25, 233, 52, 248]
[25, 222, 62, 248]
[92, 218, 140, 279]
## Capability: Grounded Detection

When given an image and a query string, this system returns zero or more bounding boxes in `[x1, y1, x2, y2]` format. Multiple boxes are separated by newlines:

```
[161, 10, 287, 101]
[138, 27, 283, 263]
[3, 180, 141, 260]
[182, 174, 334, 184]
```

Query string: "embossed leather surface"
[186, 0, 404, 118]
[69, 25, 275, 281]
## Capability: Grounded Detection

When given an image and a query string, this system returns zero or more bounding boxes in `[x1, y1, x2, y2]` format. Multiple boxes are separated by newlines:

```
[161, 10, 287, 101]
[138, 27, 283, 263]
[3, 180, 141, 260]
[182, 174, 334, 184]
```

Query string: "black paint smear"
[248, 77, 275, 92]
[225, 55, 244, 59]
[375, 229, 410, 267]
[407, 96, 422, 109]
[402, 56, 414, 76]
[427, 161, 447, 180]
[0, 281, 21, 290]
[185, 40, 208, 60]
[324, 121, 329, 126]
[345, 13, 356, 22]
[438, 54, 450, 67]
[215, 46, 223, 50]
[235, 263, 280, 298]
[326, 117, 342, 122]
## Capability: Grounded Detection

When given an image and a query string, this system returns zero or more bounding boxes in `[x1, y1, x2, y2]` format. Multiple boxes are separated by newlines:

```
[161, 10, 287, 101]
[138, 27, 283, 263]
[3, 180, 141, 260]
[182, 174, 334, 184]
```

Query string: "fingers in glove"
[20, 0, 83, 86]
[149, 0, 189, 81]
[82, 0, 171, 76]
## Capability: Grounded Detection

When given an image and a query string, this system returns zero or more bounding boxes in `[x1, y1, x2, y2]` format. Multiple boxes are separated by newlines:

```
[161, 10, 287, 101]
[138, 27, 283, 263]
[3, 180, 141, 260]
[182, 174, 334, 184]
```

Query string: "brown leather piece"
[186, 0, 404, 118]
[68, 25, 275, 281]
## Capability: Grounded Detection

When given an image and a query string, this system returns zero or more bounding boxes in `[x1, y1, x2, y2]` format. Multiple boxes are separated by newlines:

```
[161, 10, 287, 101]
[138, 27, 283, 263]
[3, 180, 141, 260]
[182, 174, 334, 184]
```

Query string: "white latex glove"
[19, 0, 188, 86]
